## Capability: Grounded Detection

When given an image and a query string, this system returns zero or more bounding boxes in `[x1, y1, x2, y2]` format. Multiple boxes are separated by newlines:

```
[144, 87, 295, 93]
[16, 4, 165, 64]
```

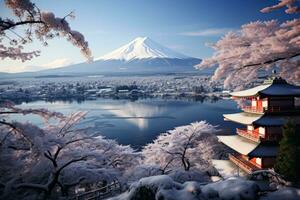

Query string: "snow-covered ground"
[109, 175, 300, 200]
[212, 159, 247, 178]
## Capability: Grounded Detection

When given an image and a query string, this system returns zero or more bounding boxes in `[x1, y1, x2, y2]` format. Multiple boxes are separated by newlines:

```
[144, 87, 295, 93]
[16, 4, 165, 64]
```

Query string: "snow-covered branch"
[1, 0, 92, 61]
[142, 121, 226, 174]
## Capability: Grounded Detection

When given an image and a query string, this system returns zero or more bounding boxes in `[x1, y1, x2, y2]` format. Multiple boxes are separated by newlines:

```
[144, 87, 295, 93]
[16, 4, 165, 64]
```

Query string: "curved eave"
[230, 84, 271, 98]
[223, 112, 262, 125]
[258, 83, 300, 97]
[253, 115, 300, 126]
[248, 143, 278, 157]
[217, 135, 258, 155]
[230, 82, 300, 98]
[218, 135, 278, 157]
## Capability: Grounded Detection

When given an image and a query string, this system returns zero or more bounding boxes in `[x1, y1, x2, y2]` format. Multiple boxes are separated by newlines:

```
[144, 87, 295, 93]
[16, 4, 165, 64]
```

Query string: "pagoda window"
[269, 97, 294, 109]
[262, 98, 268, 109]
[247, 125, 254, 131]
[265, 127, 282, 141]
[251, 99, 257, 107]
[256, 158, 262, 166]
[258, 127, 265, 137]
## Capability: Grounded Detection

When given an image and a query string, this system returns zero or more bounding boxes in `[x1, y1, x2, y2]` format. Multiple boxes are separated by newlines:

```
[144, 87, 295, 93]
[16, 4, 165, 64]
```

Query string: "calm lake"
[15, 98, 241, 149]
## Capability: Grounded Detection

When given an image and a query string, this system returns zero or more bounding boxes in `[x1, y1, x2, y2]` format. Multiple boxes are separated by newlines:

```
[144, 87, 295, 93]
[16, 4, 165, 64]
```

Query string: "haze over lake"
[15, 98, 240, 148]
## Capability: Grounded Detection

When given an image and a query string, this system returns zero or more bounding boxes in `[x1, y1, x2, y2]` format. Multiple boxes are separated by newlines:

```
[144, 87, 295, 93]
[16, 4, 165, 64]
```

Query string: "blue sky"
[0, 0, 297, 72]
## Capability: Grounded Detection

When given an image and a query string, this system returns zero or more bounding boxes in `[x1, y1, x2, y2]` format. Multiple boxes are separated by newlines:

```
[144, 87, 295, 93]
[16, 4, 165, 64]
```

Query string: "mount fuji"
[96, 37, 190, 61]
[21, 37, 205, 76]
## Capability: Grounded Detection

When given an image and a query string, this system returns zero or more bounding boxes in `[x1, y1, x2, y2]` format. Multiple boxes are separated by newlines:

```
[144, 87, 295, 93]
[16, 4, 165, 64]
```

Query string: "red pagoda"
[218, 77, 300, 174]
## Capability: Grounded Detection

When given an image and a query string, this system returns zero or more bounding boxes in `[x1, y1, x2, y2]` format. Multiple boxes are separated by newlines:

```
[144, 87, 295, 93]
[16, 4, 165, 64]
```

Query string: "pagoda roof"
[224, 112, 262, 125]
[230, 77, 300, 98]
[224, 112, 300, 126]
[218, 135, 278, 157]
[253, 115, 300, 126]
[218, 135, 258, 155]
[248, 143, 278, 157]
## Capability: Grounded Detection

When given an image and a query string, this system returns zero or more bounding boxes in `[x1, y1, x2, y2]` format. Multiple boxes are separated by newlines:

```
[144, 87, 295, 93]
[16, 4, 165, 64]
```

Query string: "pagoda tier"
[224, 112, 300, 126]
[224, 112, 300, 143]
[230, 77, 300, 115]
[215, 77, 300, 174]
[217, 136, 278, 157]
[218, 135, 278, 172]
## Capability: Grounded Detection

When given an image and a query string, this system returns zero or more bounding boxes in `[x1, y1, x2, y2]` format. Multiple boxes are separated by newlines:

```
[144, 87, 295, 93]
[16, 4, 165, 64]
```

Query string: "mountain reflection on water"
[16, 97, 240, 148]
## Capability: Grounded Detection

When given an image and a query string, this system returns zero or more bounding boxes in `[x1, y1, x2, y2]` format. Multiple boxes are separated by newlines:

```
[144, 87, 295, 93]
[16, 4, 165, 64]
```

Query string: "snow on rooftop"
[230, 84, 271, 97]
[225, 112, 300, 126]
[224, 112, 262, 125]
[217, 135, 259, 155]
[230, 77, 300, 98]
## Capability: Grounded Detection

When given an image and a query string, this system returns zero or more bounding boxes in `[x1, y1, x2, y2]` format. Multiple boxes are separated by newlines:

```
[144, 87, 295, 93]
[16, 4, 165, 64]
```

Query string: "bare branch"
[0, 120, 16, 130]
[57, 156, 87, 174]
[0, 20, 45, 32]
[238, 52, 300, 70]
[16, 183, 48, 191]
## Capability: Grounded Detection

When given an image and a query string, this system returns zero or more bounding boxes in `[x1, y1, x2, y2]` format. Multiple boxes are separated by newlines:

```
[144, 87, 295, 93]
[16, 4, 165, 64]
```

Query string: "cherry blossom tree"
[196, 1, 300, 89]
[0, 107, 140, 199]
[0, 0, 92, 62]
[261, 0, 300, 14]
[142, 121, 227, 174]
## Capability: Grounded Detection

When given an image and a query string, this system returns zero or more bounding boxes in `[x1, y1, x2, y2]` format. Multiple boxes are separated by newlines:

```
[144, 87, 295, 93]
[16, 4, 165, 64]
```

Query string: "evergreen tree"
[274, 120, 300, 182]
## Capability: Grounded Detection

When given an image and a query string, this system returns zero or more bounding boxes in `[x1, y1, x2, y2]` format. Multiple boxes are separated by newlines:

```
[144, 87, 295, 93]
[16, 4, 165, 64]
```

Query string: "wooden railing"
[229, 154, 260, 174]
[236, 128, 260, 142]
[242, 105, 300, 114]
[69, 180, 121, 200]
[242, 106, 264, 113]
[237, 128, 281, 142]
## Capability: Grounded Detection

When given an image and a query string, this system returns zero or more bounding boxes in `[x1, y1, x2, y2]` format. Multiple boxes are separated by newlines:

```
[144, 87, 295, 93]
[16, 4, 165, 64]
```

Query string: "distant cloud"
[167, 44, 185, 51]
[1, 58, 73, 73]
[179, 28, 234, 37]
[85, 29, 108, 35]
[40, 58, 74, 69]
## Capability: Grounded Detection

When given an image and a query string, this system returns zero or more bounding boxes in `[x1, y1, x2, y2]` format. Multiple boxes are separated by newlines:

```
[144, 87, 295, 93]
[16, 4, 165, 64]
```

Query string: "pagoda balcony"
[242, 106, 264, 114]
[236, 128, 260, 142]
[229, 153, 261, 174]
[241, 106, 282, 114]
[242, 106, 299, 114]
[236, 128, 281, 142]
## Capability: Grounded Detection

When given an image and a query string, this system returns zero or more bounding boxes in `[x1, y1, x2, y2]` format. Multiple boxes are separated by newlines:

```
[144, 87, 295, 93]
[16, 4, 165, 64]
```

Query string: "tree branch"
[0, 111, 20, 115]
[0, 120, 16, 130]
[238, 52, 300, 70]
[16, 183, 48, 192]
[161, 158, 174, 174]
[57, 156, 87, 174]
[0, 20, 45, 32]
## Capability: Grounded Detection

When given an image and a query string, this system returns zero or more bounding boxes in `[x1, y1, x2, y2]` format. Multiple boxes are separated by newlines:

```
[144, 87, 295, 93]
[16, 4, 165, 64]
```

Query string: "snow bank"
[157, 182, 201, 200]
[261, 187, 300, 200]
[168, 169, 210, 183]
[201, 177, 259, 200]
[124, 165, 163, 183]
[109, 175, 182, 200]
[109, 175, 261, 200]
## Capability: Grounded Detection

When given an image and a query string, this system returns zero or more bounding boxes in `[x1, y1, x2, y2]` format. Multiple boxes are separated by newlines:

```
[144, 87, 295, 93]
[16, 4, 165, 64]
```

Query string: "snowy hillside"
[96, 37, 190, 61]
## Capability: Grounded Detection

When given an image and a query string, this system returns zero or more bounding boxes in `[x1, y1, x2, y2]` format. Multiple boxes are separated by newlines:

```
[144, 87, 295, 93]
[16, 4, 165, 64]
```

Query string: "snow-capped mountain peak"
[96, 37, 190, 61]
